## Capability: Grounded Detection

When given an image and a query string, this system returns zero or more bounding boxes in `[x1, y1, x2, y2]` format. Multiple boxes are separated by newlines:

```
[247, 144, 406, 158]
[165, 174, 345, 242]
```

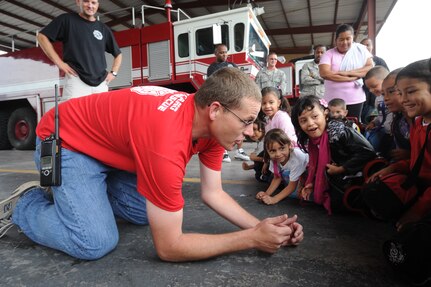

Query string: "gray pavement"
[0, 143, 408, 287]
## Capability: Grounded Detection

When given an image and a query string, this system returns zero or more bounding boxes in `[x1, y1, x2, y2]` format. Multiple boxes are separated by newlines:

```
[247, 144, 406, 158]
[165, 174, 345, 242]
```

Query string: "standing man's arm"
[279, 70, 288, 96]
[199, 162, 260, 228]
[37, 33, 77, 76]
[105, 53, 122, 84]
[146, 163, 303, 262]
[255, 71, 262, 90]
[301, 64, 321, 85]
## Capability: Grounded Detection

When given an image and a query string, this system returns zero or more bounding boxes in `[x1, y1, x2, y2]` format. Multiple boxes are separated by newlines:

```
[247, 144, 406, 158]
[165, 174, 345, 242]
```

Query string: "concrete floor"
[0, 143, 408, 287]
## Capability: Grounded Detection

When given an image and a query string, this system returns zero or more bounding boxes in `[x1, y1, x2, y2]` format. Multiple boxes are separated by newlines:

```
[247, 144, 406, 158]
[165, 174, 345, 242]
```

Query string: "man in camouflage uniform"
[255, 52, 287, 96]
[300, 45, 326, 98]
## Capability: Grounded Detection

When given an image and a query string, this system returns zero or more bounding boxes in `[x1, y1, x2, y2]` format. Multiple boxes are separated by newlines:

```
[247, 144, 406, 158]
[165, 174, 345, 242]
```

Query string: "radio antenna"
[54, 84, 59, 140]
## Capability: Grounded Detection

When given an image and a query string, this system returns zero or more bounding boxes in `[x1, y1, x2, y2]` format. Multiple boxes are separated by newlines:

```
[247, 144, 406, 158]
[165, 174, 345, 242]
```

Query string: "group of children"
[242, 58, 431, 230]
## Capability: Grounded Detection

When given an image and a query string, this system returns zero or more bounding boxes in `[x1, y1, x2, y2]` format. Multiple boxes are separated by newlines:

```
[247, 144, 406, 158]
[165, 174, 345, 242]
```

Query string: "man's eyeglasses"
[220, 104, 254, 126]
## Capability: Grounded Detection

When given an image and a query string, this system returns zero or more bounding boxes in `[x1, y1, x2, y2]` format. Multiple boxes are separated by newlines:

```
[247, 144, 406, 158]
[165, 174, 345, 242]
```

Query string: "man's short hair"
[195, 67, 261, 109]
[360, 38, 373, 45]
[268, 51, 277, 57]
[214, 43, 227, 53]
[364, 65, 389, 81]
[328, 98, 347, 109]
[314, 44, 326, 51]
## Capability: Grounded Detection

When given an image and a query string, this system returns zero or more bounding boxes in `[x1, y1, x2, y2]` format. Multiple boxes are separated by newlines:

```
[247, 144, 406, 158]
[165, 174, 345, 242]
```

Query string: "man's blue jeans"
[12, 139, 149, 260]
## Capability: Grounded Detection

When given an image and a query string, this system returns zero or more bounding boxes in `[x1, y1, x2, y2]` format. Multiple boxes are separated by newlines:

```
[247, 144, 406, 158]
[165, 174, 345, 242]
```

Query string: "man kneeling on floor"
[0, 67, 303, 261]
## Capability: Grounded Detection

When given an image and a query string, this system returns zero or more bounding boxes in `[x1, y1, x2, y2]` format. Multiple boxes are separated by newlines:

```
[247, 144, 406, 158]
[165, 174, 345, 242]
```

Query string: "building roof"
[0, 0, 397, 56]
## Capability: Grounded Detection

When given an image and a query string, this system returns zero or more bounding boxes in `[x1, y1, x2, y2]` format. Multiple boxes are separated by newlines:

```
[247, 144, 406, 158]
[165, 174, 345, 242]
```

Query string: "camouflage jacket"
[255, 68, 287, 96]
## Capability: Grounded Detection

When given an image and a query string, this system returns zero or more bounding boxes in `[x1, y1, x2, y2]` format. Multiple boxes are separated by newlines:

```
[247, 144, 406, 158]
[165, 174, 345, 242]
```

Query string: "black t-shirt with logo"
[41, 13, 121, 86]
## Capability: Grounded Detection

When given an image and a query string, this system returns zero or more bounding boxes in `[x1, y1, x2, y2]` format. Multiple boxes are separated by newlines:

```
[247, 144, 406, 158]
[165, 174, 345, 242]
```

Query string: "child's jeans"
[365, 127, 394, 158]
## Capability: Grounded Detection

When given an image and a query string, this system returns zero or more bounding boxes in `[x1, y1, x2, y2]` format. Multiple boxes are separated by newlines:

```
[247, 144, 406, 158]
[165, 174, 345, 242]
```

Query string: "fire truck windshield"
[248, 24, 268, 69]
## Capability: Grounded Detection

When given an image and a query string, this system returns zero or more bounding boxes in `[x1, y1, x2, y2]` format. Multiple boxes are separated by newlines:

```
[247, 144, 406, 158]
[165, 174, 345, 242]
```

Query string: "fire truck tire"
[7, 107, 37, 150]
[0, 110, 12, 150]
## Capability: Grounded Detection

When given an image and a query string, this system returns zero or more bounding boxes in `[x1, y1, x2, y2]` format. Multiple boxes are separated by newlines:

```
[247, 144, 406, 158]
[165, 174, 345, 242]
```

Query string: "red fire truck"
[0, 3, 299, 150]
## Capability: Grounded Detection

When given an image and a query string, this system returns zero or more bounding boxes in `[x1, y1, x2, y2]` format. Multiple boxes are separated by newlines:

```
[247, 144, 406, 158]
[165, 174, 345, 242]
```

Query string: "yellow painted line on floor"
[0, 169, 255, 185]
[0, 169, 38, 174]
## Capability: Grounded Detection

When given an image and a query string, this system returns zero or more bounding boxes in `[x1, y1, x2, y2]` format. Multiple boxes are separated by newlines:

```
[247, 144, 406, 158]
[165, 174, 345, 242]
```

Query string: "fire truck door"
[147, 40, 171, 81]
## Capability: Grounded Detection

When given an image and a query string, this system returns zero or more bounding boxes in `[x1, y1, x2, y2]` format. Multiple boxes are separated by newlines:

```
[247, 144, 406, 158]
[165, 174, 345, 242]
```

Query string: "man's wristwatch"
[111, 71, 118, 77]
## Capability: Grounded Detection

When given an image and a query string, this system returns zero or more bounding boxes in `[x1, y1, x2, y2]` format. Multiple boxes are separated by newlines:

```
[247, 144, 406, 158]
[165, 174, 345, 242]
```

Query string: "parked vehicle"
[0, 3, 303, 150]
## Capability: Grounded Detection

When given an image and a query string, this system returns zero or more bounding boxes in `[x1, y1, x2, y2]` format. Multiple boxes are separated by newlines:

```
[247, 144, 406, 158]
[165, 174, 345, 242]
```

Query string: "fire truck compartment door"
[148, 40, 171, 81]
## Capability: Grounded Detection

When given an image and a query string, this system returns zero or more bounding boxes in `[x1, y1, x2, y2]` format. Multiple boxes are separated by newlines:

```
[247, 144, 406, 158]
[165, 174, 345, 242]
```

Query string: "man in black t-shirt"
[37, 0, 122, 99]
[207, 44, 238, 77]
[206, 44, 249, 163]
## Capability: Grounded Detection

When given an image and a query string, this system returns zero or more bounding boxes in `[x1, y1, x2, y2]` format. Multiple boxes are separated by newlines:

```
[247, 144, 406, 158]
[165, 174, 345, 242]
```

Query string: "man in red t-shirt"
[1, 68, 303, 261]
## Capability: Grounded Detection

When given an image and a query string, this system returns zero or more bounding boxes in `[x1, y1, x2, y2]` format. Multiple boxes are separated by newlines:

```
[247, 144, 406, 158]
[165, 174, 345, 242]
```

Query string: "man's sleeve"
[280, 71, 288, 96]
[40, 14, 67, 42]
[197, 139, 225, 171]
[255, 71, 262, 89]
[105, 26, 121, 57]
[207, 65, 215, 77]
[375, 57, 389, 70]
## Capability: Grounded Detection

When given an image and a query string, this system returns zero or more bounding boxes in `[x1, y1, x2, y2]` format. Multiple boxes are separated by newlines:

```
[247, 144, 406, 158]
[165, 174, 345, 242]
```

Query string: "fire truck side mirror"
[212, 24, 222, 45]
[277, 56, 286, 64]
[249, 44, 264, 58]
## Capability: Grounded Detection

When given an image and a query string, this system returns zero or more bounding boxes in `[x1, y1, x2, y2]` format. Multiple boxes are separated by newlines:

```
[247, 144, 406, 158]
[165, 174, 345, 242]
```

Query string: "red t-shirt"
[37, 86, 224, 211]
[391, 117, 431, 216]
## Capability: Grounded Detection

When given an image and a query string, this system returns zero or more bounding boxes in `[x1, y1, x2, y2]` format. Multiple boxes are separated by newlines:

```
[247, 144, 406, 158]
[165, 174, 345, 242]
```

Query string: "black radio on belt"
[40, 84, 61, 186]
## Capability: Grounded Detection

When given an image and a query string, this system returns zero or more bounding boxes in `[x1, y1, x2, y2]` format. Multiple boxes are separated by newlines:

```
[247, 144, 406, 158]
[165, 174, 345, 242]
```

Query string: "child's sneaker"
[234, 148, 250, 161]
[222, 151, 231, 163]
[0, 181, 40, 238]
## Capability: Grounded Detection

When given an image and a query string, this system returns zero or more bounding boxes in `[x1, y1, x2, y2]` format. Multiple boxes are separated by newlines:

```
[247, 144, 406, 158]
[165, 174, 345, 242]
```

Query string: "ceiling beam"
[278, 0, 295, 47]
[0, 19, 37, 38]
[171, 0, 274, 10]
[266, 23, 352, 36]
[96, 3, 134, 29]
[5, 0, 55, 21]
[353, 0, 368, 41]
[271, 46, 311, 54]
[0, 9, 45, 28]
[0, 40, 23, 52]
[306, 0, 314, 45]
[331, 0, 339, 45]
[0, 31, 35, 46]
[109, 0, 129, 9]
[366, 0, 376, 51]
[40, 0, 74, 13]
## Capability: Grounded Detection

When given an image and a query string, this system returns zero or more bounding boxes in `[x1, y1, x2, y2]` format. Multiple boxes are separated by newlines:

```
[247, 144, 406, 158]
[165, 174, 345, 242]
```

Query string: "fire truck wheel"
[7, 107, 37, 150]
[0, 110, 12, 150]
